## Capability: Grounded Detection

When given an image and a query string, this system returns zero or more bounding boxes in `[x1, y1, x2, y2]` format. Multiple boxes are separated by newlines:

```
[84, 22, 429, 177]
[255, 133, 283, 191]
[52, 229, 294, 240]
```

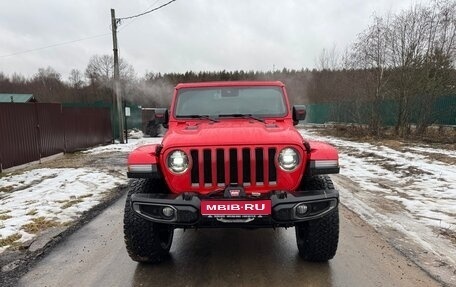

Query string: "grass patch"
[0, 233, 22, 247]
[317, 124, 456, 145]
[22, 217, 60, 234]
[24, 200, 38, 205]
[439, 225, 456, 245]
[59, 194, 92, 209]
[61, 199, 83, 209]
[26, 209, 38, 216]
[0, 185, 14, 193]
[0, 214, 12, 220]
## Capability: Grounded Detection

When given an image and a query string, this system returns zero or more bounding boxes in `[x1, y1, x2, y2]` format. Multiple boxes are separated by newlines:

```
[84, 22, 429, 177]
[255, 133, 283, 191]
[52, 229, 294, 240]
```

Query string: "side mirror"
[292, 105, 306, 125]
[155, 108, 169, 129]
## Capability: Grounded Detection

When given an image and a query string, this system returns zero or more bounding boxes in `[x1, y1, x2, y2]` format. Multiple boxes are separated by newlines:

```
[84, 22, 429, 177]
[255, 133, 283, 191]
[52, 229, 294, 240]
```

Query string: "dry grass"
[318, 124, 456, 145]
[61, 199, 83, 209]
[0, 186, 14, 193]
[0, 233, 22, 247]
[26, 209, 38, 216]
[24, 200, 38, 205]
[58, 194, 92, 209]
[22, 217, 60, 234]
[439, 225, 456, 245]
[0, 214, 12, 220]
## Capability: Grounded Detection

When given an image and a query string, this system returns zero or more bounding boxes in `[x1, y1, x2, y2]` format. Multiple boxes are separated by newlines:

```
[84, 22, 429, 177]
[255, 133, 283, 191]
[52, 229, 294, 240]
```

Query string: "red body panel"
[307, 141, 339, 161]
[128, 144, 159, 165]
[162, 121, 302, 148]
[175, 81, 285, 89]
[158, 118, 307, 194]
[127, 81, 339, 195]
[161, 144, 306, 194]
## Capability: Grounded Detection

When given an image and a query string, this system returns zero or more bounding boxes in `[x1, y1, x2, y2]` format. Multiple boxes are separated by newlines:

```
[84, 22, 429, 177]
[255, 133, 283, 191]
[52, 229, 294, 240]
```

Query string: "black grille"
[190, 147, 277, 187]
[203, 149, 211, 184]
[216, 149, 224, 184]
[229, 148, 238, 183]
[255, 148, 264, 183]
[190, 150, 199, 185]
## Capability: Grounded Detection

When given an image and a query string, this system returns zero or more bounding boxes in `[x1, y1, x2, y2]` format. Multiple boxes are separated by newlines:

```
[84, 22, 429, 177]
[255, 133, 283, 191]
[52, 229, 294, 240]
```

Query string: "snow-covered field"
[0, 136, 162, 253]
[82, 136, 162, 155]
[0, 168, 124, 251]
[299, 128, 456, 280]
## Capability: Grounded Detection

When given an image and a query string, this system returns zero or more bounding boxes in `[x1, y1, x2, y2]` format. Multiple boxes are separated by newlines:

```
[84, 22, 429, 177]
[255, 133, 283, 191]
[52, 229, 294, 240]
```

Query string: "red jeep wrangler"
[124, 81, 340, 263]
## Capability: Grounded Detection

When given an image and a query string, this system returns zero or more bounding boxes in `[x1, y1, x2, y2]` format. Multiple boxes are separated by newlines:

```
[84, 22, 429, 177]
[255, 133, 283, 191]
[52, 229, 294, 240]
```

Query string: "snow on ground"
[299, 128, 456, 270]
[404, 146, 456, 158]
[83, 137, 163, 155]
[0, 168, 124, 253]
[0, 136, 162, 253]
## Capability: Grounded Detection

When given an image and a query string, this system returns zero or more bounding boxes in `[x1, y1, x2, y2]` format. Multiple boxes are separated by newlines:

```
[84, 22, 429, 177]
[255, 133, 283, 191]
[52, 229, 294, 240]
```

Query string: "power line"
[118, 0, 163, 31]
[0, 33, 110, 58]
[0, 1, 176, 58]
[117, 0, 177, 21]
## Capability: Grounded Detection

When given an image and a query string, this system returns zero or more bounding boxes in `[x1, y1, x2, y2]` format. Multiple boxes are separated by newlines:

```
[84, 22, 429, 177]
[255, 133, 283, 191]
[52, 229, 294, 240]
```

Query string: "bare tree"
[386, 4, 432, 136]
[32, 66, 66, 101]
[350, 15, 392, 135]
[68, 69, 84, 89]
[10, 73, 26, 84]
[83, 54, 137, 104]
[85, 54, 136, 86]
[316, 45, 339, 71]
[414, 0, 456, 134]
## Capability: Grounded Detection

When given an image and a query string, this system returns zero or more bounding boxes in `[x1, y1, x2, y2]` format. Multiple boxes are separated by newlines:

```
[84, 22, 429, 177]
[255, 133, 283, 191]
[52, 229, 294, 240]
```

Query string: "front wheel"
[123, 179, 174, 263]
[295, 207, 339, 262]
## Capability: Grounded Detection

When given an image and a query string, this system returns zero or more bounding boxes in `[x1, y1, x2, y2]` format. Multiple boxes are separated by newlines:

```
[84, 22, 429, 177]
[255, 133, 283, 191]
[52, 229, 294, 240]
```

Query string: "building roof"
[0, 93, 36, 103]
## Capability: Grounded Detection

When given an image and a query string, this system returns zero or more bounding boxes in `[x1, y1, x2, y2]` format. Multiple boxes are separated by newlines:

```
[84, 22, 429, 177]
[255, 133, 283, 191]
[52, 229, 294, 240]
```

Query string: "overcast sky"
[0, 0, 415, 80]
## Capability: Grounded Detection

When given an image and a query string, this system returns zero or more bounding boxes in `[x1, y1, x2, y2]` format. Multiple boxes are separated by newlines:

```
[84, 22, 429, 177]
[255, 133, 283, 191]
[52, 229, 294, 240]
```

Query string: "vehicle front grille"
[189, 147, 277, 188]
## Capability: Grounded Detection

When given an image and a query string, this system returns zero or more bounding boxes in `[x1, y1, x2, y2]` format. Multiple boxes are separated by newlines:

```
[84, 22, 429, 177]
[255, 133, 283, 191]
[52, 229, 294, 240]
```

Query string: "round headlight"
[278, 147, 299, 171]
[167, 150, 189, 174]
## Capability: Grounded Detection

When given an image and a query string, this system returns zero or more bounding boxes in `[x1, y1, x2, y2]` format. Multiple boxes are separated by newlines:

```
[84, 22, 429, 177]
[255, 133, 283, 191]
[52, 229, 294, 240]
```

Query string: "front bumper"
[131, 189, 339, 228]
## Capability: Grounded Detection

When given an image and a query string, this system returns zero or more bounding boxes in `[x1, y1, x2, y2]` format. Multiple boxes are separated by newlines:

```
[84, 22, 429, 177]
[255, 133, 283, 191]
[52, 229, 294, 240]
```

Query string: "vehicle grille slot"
[229, 148, 238, 183]
[216, 149, 225, 184]
[190, 150, 199, 184]
[268, 148, 277, 182]
[203, 149, 212, 184]
[188, 146, 278, 188]
[255, 148, 264, 184]
[242, 148, 251, 183]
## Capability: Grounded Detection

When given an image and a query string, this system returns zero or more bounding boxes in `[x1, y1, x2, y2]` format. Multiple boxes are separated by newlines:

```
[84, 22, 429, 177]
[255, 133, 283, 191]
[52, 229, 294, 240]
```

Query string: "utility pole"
[110, 8, 125, 143]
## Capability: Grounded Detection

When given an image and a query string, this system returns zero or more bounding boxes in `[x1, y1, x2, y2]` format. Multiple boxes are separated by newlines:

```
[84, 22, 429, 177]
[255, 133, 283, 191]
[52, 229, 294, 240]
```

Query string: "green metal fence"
[63, 102, 144, 139]
[306, 95, 456, 126]
[125, 104, 142, 130]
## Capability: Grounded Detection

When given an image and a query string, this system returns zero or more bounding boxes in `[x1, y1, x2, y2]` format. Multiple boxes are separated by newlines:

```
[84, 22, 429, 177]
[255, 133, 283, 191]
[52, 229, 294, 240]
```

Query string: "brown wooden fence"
[0, 103, 112, 172]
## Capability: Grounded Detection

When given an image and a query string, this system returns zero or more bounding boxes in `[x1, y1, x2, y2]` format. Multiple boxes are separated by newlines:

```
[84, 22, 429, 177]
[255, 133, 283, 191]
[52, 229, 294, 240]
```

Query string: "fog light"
[296, 204, 308, 216]
[162, 207, 175, 219]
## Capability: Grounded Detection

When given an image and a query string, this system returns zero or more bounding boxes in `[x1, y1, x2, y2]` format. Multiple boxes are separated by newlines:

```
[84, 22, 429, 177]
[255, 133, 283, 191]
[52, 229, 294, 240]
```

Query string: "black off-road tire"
[123, 179, 174, 263]
[295, 175, 339, 262]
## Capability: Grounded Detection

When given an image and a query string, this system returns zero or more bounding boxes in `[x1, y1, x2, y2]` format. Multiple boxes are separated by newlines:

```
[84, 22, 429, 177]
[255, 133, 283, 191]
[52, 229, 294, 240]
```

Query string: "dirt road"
[18, 193, 439, 287]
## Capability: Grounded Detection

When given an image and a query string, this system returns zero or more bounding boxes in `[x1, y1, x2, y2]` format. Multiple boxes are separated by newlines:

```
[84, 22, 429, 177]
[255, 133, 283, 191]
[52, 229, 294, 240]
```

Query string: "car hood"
[161, 120, 304, 148]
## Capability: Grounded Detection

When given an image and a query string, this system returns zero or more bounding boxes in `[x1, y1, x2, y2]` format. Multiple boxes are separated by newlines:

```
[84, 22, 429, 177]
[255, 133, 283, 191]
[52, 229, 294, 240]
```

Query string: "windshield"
[175, 86, 287, 118]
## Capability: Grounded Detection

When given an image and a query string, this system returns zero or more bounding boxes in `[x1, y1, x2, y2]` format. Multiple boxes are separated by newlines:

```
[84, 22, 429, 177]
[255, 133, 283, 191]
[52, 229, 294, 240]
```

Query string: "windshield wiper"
[178, 115, 219, 122]
[218, 113, 265, 123]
